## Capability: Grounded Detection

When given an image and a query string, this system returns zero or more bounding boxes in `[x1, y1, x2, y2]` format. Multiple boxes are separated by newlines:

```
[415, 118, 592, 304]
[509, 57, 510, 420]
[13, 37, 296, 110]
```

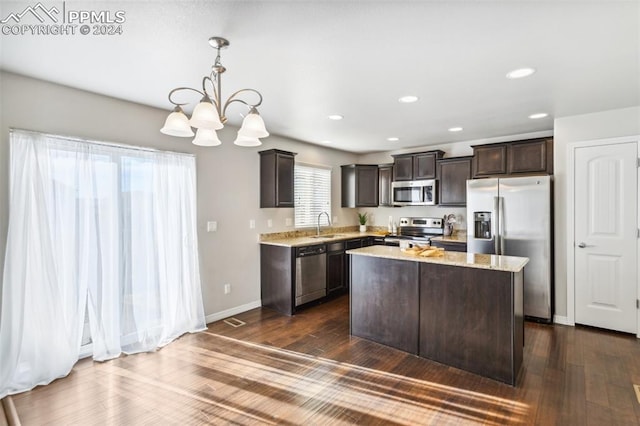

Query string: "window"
[294, 163, 332, 228]
[0, 130, 206, 397]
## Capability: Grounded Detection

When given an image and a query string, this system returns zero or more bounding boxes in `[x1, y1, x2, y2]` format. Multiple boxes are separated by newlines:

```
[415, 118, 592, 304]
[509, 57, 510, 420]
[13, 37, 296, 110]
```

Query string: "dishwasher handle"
[296, 245, 326, 257]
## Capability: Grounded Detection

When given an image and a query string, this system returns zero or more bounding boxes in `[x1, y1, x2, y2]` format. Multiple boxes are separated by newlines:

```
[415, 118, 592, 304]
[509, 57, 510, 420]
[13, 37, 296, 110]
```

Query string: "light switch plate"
[207, 221, 217, 232]
[249, 219, 255, 229]
[267, 219, 273, 228]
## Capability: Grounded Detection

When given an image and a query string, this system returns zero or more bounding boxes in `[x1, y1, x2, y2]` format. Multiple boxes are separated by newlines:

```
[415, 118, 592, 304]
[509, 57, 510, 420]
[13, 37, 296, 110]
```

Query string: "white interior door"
[574, 142, 637, 333]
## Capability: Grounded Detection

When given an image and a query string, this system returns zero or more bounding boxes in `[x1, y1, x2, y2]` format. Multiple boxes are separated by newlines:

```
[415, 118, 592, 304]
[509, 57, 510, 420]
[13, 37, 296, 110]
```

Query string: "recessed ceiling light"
[387, 137, 399, 142]
[328, 114, 343, 120]
[506, 68, 536, 79]
[448, 127, 463, 132]
[398, 95, 419, 103]
[321, 140, 332, 144]
[529, 113, 548, 119]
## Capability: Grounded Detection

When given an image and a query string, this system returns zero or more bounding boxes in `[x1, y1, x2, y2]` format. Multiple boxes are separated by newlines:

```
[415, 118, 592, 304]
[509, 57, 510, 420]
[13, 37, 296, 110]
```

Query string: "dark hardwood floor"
[10, 295, 640, 425]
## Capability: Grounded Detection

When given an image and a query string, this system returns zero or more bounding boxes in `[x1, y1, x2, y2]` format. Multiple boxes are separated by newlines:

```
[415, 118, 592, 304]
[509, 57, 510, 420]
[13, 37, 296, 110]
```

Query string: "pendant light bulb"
[238, 108, 269, 138]
[160, 106, 195, 137]
[189, 96, 223, 130]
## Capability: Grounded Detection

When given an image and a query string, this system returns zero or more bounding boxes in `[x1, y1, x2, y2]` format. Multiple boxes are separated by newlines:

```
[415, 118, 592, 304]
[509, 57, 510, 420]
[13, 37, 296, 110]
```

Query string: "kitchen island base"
[350, 249, 524, 386]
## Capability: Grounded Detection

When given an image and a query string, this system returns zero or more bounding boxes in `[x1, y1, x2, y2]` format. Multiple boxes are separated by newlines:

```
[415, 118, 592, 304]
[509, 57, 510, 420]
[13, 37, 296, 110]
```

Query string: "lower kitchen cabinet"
[326, 241, 346, 294]
[345, 237, 373, 249]
[261, 237, 374, 316]
[260, 244, 296, 316]
[430, 240, 467, 252]
[345, 237, 373, 289]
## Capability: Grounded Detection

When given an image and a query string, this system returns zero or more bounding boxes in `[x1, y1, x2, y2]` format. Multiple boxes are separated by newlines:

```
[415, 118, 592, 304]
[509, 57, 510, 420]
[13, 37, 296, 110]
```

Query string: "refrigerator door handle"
[493, 196, 500, 254]
[498, 196, 505, 255]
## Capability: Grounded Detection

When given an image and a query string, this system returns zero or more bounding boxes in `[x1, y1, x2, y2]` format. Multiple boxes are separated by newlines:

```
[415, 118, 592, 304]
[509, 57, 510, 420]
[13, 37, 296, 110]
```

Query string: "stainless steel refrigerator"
[466, 176, 553, 321]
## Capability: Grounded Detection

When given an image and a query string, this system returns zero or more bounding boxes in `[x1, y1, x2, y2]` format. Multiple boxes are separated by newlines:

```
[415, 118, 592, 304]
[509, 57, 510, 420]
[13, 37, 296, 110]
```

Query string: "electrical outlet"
[333, 216, 338, 224]
[285, 218, 292, 226]
[249, 219, 255, 229]
[207, 221, 217, 232]
[224, 283, 231, 294]
[267, 219, 273, 228]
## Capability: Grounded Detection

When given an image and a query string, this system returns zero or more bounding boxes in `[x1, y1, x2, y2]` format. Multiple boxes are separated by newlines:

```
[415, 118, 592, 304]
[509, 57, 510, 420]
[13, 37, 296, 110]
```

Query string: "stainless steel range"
[384, 217, 444, 246]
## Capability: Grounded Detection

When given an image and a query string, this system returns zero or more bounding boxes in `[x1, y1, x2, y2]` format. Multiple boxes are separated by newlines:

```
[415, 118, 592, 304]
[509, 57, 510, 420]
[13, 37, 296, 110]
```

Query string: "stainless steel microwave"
[391, 180, 437, 206]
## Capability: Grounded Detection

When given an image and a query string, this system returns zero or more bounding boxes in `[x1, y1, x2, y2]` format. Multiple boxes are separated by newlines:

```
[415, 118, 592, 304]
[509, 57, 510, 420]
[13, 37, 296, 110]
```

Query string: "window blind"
[294, 164, 332, 228]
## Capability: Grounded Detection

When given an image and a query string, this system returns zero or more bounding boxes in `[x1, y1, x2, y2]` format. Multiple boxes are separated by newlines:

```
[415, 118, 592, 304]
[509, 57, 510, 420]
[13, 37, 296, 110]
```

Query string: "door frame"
[567, 135, 640, 337]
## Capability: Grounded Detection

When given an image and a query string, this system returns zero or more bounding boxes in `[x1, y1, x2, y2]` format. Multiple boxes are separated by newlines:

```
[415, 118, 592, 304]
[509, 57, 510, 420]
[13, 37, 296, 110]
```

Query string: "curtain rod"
[9, 128, 196, 158]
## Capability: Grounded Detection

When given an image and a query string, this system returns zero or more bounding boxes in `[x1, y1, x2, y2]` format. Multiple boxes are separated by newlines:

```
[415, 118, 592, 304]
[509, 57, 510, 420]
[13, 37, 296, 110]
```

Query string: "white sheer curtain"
[0, 130, 206, 398]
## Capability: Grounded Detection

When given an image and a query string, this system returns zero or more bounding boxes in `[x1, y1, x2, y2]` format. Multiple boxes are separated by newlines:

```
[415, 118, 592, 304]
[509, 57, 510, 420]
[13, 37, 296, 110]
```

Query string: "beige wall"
[5, 71, 636, 324]
[0, 71, 359, 318]
[553, 106, 640, 319]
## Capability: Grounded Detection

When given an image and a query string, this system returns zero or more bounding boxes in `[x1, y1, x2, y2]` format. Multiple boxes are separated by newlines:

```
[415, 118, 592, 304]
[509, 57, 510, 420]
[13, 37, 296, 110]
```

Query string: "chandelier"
[160, 36, 268, 147]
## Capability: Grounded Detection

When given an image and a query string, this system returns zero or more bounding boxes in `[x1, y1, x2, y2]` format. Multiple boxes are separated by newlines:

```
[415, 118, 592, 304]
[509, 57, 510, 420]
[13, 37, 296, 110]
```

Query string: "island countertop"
[347, 245, 528, 273]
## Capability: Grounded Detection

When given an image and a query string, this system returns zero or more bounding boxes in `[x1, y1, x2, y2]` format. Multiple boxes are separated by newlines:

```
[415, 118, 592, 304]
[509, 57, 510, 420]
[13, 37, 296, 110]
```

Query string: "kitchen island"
[347, 245, 528, 385]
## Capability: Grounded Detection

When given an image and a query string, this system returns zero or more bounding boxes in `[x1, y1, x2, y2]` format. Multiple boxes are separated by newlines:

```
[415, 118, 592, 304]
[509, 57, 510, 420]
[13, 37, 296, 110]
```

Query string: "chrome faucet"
[317, 211, 331, 236]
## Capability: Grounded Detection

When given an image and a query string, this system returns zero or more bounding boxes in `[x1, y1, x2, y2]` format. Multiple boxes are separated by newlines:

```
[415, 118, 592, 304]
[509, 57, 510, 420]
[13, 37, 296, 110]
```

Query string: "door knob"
[578, 242, 589, 248]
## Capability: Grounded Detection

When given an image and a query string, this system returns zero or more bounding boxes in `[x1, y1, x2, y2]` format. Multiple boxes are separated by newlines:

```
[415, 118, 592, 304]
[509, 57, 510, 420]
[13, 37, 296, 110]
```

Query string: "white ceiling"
[1, 1, 638, 153]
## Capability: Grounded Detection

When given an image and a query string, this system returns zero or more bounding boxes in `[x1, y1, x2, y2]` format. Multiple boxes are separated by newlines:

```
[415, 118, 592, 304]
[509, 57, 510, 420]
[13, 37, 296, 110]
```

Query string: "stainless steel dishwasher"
[295, 244, 327, 306]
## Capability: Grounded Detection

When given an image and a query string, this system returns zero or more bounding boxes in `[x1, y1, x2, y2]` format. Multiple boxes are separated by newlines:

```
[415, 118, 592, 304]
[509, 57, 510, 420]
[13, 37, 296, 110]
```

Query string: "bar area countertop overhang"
[347, 245, 529, 272]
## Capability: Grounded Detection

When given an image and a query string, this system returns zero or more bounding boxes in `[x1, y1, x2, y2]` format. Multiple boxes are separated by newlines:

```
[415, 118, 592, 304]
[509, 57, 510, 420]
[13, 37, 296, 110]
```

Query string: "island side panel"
[260, 244, 295, 316]
[513, 269, 524, 372]
[419, 263, 523, 385]
[350, 255, 420, 354]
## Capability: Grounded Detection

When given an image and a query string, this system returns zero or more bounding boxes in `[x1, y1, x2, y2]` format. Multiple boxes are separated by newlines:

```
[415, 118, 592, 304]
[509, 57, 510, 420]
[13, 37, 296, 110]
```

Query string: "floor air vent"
[223, 317, 246, 328]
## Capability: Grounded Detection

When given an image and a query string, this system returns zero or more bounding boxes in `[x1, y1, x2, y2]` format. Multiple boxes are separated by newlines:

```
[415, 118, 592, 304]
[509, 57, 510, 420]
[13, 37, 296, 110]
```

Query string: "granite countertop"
[347, 245, 528, 272]
[260, 227, 388, 247]
[430, 232, 467, 244]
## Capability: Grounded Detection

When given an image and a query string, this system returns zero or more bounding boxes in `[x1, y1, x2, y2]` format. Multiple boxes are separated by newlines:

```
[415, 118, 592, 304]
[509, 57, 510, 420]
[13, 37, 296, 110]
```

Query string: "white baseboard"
[553, 315, 574, 326]
[205, 300, 262, 324]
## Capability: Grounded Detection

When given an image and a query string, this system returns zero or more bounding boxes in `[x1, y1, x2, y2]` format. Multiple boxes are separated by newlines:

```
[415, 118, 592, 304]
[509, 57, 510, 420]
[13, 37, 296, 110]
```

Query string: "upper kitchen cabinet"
[437, 156, 472, 206]
[508, 138, 554, 175]
[472, 138, 553, 178]
[259, 149, 296, 208]
[378, 164, 393, 206]
[392, 151, 445, 181]
[341, 164, 379, 207]
[472, 144, 507, 177]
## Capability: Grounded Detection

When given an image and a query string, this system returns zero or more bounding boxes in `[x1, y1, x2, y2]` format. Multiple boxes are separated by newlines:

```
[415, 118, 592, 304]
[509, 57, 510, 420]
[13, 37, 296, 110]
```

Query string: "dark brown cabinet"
[341, 164, 379, 207]
[508, 138, 553, 175]
[259, 149, 296, 208]
[392, 150, 445, 181]
[260, 244, 296, 315]
[378, 164, 393, 206]
[472, 144, 507, 177]
[437, 156, 472, 206]
[430, 239, 467, 252]
[418, 263, 523, 385]
[326, 241, 346, 294]
[472, 138, 553, 178]
[392, 155, 413, 181]
[350, 253, 524, 385]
